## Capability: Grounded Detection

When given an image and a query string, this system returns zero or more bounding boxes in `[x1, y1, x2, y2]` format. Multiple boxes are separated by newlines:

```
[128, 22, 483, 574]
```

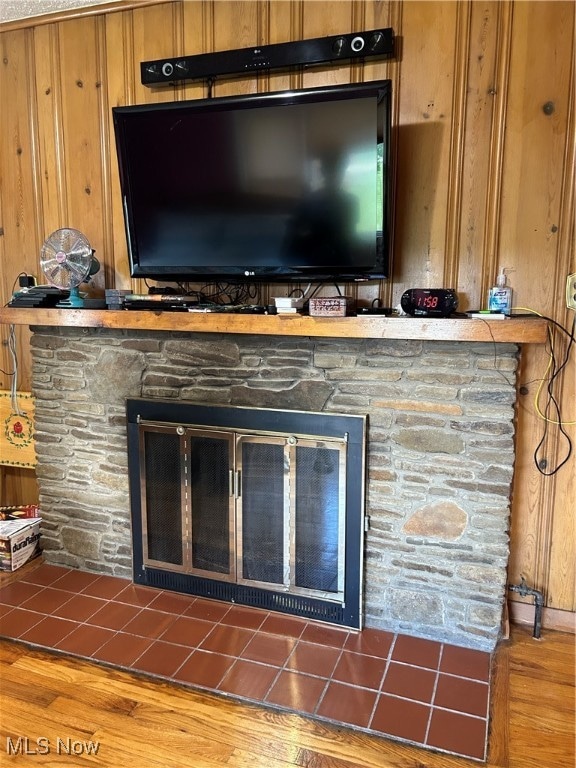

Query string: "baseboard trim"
[509, 600, 575, 634]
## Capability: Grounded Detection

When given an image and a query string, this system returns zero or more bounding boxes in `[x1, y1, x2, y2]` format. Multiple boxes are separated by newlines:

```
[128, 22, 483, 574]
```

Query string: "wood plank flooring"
[0, 624, 573, 768]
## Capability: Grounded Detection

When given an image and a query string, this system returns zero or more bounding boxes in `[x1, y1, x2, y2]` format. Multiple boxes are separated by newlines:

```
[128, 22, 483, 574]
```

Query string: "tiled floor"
[0, 562, 492, 761]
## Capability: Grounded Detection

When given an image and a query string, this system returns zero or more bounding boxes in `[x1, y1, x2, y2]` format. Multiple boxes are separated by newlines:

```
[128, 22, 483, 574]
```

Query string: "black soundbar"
[141, 28, 394, 86]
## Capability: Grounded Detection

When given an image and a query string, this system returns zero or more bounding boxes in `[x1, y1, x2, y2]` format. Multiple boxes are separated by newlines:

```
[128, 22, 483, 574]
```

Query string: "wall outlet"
[567, 273, 576, 311]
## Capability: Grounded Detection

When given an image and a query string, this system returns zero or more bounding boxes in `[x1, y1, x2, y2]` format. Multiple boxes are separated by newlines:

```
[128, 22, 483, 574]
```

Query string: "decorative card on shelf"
[308, 296, 354, 317]
[0, 391, 37, 468]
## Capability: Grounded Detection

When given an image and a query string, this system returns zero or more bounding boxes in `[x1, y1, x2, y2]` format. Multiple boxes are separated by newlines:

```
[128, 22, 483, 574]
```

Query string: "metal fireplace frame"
[126, 399, 367, 629]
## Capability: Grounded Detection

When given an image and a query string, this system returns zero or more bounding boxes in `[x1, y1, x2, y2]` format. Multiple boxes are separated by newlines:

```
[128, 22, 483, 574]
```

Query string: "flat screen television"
[112, 79, 392, 284]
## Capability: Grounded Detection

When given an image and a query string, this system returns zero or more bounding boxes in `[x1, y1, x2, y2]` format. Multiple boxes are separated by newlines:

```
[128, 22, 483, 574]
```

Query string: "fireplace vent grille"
[143, 567, 345, 623]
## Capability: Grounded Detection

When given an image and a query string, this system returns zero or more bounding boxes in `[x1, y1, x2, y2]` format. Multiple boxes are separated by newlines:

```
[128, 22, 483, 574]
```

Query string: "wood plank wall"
[0, 0, 574, 620]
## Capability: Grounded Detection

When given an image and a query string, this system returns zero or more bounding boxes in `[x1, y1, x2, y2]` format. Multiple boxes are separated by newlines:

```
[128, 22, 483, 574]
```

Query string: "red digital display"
[416, 294, 439, 309]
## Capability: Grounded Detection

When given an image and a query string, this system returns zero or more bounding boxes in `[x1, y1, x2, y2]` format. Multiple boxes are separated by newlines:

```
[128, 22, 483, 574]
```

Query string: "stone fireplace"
[30, 326, 519, 651]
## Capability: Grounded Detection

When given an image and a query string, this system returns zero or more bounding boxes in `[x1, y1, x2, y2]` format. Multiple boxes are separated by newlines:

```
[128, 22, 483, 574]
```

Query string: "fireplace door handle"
[229, 469, 241, 498]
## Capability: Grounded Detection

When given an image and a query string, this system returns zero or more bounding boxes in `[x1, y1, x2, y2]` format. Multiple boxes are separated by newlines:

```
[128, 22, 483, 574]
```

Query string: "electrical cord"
[511, 308, 575, 476]
[190, 281, 260, 306]
[513, 307, 575, 426]
[470, 307, 573, 476]
[534, 326, 575, 426]
[8, 325, 21, 415]
[0, 323, 17, 377]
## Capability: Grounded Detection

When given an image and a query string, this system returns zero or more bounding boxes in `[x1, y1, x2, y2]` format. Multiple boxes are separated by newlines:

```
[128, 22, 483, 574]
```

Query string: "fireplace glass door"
[237, 435, 345, 601]
[139, 424, 346, 604]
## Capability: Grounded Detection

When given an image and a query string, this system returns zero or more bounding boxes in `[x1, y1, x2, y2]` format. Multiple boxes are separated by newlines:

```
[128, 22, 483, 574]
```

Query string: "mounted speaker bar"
[141, 28, 394, 87]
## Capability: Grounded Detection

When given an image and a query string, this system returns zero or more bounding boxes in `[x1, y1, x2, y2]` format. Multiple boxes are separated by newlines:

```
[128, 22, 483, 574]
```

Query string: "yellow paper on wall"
[0, 391, 37, 468]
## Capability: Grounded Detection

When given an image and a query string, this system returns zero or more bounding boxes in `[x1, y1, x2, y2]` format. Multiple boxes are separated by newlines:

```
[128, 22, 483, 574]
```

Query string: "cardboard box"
[0, 518, 42, 571]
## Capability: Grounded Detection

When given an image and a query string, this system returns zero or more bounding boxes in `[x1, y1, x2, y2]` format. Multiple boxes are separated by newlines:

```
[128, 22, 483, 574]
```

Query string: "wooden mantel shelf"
[0, 307, 548, 343]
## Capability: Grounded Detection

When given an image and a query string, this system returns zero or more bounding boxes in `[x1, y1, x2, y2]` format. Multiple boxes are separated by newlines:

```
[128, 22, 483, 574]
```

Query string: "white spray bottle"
[488, 267, 513, 313]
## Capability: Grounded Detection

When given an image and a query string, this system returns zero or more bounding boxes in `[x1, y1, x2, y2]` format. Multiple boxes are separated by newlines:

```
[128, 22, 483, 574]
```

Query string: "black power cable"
[533, 313, 575, 476]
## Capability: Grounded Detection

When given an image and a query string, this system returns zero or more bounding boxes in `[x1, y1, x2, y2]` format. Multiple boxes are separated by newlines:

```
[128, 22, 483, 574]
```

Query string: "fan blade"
[42, 263, 71, 288]
[64, 256, 91, 283]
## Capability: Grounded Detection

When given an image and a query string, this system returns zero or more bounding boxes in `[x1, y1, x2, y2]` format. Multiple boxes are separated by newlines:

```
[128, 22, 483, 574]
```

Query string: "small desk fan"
[40, 228, 99, 308]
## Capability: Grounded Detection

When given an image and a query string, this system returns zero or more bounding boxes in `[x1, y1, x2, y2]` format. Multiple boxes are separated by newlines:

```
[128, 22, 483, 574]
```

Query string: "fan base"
[56, 296, 85, 309]
[56, 285, 85, 308]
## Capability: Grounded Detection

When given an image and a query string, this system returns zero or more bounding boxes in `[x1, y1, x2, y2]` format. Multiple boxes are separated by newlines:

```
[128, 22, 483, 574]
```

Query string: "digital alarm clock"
[400, 288, 459, 317]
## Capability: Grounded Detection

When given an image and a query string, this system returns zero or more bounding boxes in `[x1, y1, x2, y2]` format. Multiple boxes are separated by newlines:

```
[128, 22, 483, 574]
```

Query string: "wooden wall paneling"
[104, 9, 135, 289]
[131, 2, 182, 105]
[481, 0, 512, 303]
[454, 1, 500, 312]
[362, 0, 398, 97]
[0, 465, 38, 507]
[442, 0, 471, 294]
[0, 37, 12, 392]
[347, 0, 397, 310]
[515, 362, 574, 615]
[546, 355, 576, 611]
[267, 0, 305, 96]
[0, 206, 4, 395]
[54, 17, 106, 295]
[542, 320, 575, 611]
[0, 29, 39, 504]
[0, 30, 39, 393]
[391, 1, 458, 295]
[556, 43, 575, 289]
[504, 1, 575, 612]
[511, 335, 575, 615]
[180, 0, 214, 103]
[210, 1, 261, 99]
[120, 2, 184, 293]
[33, 24, 66, 241]
[497, 2, 572, 313]
[299, 1, 358, 91]
[548, 448, 575, 612]
[547, 45, 575, 610]
[253, 0, 276, 92]
[365, 0, 401, 310]
[94, 13, 115, 297]
[510, 346, 551, 596]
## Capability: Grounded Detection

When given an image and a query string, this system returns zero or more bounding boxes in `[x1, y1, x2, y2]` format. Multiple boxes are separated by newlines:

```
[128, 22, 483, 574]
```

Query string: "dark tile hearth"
[0, 563, 492, 761]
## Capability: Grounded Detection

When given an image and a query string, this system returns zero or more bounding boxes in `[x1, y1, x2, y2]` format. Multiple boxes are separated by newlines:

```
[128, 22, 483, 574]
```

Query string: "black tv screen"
[113, 79, 392, 283]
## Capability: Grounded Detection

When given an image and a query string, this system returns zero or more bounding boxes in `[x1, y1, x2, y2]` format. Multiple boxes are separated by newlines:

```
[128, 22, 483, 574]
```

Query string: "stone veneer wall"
[30, 327, 519, 651]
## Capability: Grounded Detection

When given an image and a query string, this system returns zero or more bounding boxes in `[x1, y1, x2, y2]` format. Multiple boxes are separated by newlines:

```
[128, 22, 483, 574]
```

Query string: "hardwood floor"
[0, 624, 573, 768]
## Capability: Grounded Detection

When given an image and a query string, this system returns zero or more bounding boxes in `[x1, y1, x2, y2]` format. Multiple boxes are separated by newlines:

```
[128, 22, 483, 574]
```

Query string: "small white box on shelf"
[273, 297, 304, 310]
